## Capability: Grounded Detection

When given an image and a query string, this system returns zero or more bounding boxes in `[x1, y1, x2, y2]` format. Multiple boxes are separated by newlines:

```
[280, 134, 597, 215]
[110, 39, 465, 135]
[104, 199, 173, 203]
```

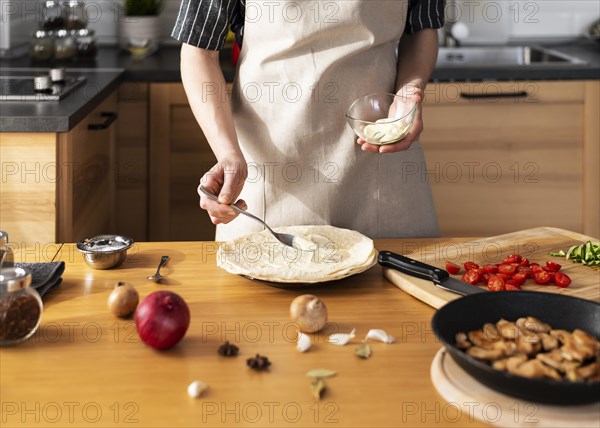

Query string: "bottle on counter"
[41, 0, 65, 31]
[0, 267, 43, 346]
[30, 30, 55, 62]
[62, 0, 87, 30]
[72, 28, 97, 60]
[54, 29, 76, 61]
[0, 231, 15, 269]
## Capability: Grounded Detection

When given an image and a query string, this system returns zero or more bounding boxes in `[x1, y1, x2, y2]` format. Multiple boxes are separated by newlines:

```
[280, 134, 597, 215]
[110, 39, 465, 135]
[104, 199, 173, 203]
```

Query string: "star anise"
[217, 341, 239, 357]
[246, 354, 271, 371]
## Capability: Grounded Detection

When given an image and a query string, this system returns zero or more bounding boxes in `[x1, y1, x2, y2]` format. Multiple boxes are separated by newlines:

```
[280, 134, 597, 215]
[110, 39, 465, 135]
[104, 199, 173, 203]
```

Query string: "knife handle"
[378, 251, 449, 284]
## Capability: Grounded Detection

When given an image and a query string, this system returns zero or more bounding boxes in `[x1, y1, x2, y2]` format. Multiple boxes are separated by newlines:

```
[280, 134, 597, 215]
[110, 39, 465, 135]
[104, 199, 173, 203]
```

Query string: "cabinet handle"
[88, 112, 118, 130]
[460, 91, 528, 100]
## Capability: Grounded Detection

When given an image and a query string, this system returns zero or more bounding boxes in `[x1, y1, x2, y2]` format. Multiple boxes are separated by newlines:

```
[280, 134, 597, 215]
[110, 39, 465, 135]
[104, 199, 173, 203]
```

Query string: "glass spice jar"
[0, 268, 43, 346]
[41, 0, 66, 31]
[63, 0, 87, 30]
[73, 28, 97, 59]
[54, 29, 76, 61]
[0, 231, 15, 269]
[30, 30, 55, 62]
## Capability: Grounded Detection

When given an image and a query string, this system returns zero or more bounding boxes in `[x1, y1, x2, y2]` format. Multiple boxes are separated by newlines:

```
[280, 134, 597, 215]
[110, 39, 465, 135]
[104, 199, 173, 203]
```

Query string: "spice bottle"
[0, 231, 14, 269]
[63, 0, 87, 30]
[54, 29, 76, 61]
[42, 0, 65, 31]
[0, 268, 43, 346]
[30, 30, 55, 62]
[73, 28, 97, 59]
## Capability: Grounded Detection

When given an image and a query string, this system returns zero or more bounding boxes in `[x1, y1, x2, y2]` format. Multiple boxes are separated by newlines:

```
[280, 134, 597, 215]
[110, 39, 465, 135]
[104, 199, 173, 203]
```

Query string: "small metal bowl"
[76, 235, 134, 270]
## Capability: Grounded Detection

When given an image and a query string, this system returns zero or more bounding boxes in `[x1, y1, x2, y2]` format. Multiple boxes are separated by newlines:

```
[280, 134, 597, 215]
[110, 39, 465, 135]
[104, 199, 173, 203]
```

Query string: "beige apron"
[217, 0, 439, 241]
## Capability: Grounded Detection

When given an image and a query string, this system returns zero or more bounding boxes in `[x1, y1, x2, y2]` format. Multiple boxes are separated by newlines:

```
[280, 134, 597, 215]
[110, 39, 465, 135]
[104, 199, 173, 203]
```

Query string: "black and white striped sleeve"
[171, 0, 236, 50]
[405, 0, 446, 34]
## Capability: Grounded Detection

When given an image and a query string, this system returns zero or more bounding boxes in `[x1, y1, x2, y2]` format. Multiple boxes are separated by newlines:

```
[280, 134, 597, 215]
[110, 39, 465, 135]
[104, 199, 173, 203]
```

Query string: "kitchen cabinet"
[145, 81, 599, 241]
[0, 91, 119, 246]
[149, 83, 218, 241]
[421, 80, 599, 238]
[114, 82, 149, 241]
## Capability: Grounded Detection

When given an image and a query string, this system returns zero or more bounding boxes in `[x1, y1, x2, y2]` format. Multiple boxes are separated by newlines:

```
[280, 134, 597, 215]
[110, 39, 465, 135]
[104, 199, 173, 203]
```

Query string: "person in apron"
[173, 0, 444, 240]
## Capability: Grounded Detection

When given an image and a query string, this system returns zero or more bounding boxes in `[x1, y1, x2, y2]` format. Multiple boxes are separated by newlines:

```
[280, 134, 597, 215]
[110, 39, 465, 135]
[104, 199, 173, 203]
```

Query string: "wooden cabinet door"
[149, 83, 217, 241]
[421, 81, 598, 237]
[0, 133, 58, 247]
[57, 92, 118, 242]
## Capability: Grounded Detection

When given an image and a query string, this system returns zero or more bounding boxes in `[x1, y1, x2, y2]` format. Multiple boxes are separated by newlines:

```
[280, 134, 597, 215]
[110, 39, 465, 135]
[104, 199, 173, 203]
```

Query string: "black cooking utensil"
[378, 251, 486, 296]
[432, 291, 600, 405]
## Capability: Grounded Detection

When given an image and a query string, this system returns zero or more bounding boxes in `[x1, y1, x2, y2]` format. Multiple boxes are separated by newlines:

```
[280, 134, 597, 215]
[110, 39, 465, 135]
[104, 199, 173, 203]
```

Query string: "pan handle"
[378, 251, 449, 283]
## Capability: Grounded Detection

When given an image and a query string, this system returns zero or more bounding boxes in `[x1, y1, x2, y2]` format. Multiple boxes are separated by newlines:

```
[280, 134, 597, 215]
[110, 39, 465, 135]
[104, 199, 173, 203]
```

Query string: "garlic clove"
[297, 331, 311, 352]
[365, 329, 396, 344]
[328, 328, 356, 346]
[187, 380, 208, 398]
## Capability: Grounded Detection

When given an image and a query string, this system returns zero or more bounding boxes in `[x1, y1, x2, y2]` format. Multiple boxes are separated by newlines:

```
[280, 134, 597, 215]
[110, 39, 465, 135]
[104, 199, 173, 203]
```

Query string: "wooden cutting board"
[383, 227, 600, 308]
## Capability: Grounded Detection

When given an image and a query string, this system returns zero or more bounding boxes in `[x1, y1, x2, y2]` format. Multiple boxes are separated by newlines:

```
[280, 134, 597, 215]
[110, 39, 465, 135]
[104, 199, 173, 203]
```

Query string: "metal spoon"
[199, 185, 315, 251]
[147, 255, 170, 282]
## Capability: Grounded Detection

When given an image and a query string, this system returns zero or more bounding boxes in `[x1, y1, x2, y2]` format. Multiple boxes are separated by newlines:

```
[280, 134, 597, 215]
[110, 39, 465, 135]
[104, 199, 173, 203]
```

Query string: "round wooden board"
[430, 348, 600, 428]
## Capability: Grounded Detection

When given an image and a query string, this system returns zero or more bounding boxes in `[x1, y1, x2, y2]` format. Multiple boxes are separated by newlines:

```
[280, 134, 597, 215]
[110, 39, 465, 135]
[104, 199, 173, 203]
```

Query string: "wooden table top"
[1, 239, 489, 428]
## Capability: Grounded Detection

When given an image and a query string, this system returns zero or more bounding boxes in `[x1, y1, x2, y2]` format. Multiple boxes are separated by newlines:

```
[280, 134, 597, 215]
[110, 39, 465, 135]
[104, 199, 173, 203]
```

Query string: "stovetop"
[0, 75, 86, 101]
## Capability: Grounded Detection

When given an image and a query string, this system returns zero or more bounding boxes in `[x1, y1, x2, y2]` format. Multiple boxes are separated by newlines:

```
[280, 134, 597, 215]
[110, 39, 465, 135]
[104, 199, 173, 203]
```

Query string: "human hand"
[198, 155, 248, 224]
[357, 84, 424, 154]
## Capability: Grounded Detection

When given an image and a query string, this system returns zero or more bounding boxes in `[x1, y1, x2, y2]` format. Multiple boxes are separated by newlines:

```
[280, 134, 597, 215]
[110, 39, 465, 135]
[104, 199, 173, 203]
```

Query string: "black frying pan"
[379, 251, 600, 405]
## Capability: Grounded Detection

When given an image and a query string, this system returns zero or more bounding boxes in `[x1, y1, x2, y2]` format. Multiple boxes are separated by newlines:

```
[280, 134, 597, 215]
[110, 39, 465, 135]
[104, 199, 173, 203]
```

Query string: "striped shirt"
[172, 0, 445, 50]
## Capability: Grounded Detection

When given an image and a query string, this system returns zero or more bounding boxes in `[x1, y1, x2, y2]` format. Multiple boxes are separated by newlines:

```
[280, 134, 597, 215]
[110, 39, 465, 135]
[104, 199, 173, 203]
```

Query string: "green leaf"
[549, 241, 600, 267]
[310, 378, 326, 400]
[306, 369, 337, 379]
[354, 343, 372, 359]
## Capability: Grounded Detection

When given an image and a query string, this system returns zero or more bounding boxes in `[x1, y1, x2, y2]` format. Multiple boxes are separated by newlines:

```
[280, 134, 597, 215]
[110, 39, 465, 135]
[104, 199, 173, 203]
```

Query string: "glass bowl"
[345, 92, 417, 146]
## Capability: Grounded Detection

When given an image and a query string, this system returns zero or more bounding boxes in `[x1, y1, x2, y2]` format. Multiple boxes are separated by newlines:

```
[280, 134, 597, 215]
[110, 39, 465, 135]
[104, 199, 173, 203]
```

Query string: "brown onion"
[290, 294, 328, 333]
[107, 282, 139, 318]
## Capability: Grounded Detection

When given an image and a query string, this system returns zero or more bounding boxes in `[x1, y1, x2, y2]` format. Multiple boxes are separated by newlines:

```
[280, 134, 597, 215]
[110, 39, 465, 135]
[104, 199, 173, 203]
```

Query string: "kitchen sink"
[436, 46, 587, 67]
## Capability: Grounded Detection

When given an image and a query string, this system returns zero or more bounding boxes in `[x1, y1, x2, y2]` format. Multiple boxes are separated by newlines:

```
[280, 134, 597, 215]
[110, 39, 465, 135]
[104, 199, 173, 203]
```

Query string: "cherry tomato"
[545, 261, 562, 272]
[445, 261, 461, 275]
[533, 270, 552, 285]
[530, 263, 543, 272]
[554, 272, 571, 288]
[487, 275, 505, 292]
[505, 283, 521, 291]
[483, 264, 499, 274]
[519, 258, 530, 267]
[497, 273, 510, 280]
[511, 273, 528, 285]
[498, 264, 517, 275]
[462, 270, 481, 285]
[503, 254, 522, 264]
[464, 262, 480, 272]
[482, 273, 493, 283]
[516, 266, 532, 278]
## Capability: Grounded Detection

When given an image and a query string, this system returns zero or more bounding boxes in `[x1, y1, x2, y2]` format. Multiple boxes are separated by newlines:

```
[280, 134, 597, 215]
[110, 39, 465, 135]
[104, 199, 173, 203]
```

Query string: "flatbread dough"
[217, 225, 377, 283]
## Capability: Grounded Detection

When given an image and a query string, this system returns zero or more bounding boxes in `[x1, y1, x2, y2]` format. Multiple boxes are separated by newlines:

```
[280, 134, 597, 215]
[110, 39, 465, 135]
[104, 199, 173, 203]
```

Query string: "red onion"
[135, 291, 190, 350]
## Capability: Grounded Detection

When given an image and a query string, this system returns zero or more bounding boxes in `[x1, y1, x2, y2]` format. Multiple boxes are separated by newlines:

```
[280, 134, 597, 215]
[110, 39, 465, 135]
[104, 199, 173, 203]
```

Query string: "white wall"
[508, 0, 599, 40]
[84, 0, 181, 45]
[447, 0, 599, 44]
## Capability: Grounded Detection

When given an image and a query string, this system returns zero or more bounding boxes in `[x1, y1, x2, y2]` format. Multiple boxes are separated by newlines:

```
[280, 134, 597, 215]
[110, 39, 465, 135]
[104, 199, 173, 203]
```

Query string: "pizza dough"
[217, 225, 377, 283]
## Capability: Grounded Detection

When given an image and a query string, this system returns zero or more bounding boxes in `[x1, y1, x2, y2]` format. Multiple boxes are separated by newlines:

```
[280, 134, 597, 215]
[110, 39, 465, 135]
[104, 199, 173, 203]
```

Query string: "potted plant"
[118, 0, 164, 57]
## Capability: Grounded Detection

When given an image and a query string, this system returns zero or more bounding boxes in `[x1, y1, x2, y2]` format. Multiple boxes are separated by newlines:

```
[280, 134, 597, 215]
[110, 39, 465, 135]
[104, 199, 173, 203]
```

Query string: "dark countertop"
[1, 40, 598, 133]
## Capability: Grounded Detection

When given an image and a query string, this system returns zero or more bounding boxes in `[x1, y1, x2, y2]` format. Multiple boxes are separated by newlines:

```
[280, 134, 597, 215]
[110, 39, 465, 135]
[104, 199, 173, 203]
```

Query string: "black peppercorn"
[246, 354, 271, 370]
[217, 341, 239, 357]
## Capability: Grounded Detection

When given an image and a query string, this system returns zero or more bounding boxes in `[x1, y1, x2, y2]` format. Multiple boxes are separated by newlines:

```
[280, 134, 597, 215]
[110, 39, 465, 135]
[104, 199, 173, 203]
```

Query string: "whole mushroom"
[290, 294, 328, 333]
[107, 281, 139, 318]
